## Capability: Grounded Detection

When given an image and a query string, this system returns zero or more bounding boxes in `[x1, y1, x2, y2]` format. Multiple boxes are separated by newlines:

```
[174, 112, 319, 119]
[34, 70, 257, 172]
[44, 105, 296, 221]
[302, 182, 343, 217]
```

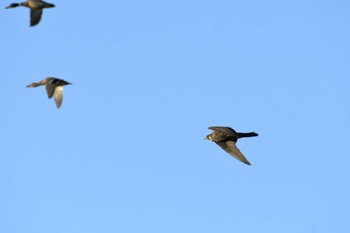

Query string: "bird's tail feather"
[237, 132, 258, 138]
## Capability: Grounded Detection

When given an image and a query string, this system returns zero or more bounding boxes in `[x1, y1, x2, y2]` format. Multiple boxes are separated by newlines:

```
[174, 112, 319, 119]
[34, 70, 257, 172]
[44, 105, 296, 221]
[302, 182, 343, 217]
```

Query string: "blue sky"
[1, 1, 350, 232]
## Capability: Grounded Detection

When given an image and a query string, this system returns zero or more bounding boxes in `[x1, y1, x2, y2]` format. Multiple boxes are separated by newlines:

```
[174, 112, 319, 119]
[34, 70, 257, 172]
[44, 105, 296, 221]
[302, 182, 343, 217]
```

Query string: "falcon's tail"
[236, 132, 258, 138]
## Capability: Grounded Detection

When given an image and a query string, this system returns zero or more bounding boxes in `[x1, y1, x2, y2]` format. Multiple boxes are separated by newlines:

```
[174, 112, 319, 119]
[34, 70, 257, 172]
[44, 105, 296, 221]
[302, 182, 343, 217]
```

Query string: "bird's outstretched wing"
[208, 126, 237, 136]
[45, 82, 55, 98]
[30, 9, 42, 26]
[53, 86, 64, 108]
[216, 141, 251, 165]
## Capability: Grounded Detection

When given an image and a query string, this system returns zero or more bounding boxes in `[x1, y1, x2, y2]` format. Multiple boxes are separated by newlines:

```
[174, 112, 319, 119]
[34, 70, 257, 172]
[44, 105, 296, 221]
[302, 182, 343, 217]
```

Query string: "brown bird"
[206, 126, 258, 165]
[26, 77, 71, 108]
[5, 0, 55, 26]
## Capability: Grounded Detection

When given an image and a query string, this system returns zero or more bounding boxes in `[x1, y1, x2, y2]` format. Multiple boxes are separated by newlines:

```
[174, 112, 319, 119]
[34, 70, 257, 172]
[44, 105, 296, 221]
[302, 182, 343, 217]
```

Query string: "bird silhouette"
[206, 126, 258, 165]
[26, 77, 71, 108]
[5, 0, 55, 26]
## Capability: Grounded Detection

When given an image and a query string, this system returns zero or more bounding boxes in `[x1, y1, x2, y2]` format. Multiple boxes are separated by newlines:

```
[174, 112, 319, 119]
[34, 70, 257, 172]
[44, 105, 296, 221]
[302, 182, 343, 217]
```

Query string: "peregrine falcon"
[206, 126, 258, 165]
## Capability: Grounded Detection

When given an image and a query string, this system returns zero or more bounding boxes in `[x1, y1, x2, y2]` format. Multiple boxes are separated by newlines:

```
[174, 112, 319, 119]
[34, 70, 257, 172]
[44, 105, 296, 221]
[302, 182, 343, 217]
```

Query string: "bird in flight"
[5, 0, 55, 26]
[206, 126, 258, 165]
[26, 77, 71, 108]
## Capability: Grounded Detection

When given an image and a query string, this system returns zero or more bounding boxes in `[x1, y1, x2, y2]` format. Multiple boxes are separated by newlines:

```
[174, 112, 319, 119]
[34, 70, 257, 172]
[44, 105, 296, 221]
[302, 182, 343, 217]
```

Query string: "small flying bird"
[206, 126, 258, 165]
[26, 77, 71, 108]
[5, 0, 55, 26]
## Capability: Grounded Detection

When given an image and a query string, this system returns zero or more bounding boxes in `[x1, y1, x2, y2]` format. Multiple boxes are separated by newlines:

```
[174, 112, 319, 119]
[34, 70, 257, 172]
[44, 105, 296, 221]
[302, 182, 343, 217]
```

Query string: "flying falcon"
[206, 126, 258, 165]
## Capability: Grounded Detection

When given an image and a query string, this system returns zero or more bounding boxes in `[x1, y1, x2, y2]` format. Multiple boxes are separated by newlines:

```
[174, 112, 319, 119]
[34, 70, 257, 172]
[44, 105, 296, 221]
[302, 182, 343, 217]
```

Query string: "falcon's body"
[26, 77, 71, 108]
[5, 0, 55, 26]
[206, 126, 258, 165]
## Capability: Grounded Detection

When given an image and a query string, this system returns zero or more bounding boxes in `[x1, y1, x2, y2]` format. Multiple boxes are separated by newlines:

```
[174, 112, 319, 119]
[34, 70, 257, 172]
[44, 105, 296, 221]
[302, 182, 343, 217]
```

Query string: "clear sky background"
[1, 1, 350, 232]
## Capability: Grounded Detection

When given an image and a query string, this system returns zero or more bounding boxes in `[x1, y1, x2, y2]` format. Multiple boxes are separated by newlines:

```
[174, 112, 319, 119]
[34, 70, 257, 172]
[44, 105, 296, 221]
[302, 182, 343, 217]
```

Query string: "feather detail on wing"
[30, 9, 42, 26]
[216, 141, 251, 165]
[53, 86, 64, 108]
[45, 82, 55, 98]
[208, 126, 237, 136]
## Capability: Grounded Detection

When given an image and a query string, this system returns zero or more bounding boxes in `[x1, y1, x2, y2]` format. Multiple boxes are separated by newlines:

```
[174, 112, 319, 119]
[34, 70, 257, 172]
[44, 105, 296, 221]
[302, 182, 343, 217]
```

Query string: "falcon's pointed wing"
[208, 126, 237, 137]
[216, 141, 251, 165]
